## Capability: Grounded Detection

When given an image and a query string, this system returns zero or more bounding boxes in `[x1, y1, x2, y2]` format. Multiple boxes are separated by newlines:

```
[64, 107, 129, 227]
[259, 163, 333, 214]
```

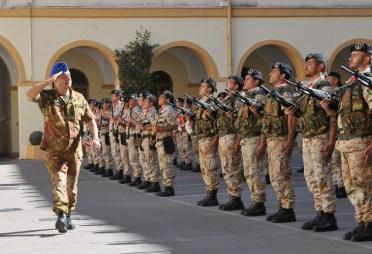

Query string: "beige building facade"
[0, 0, 371, 158]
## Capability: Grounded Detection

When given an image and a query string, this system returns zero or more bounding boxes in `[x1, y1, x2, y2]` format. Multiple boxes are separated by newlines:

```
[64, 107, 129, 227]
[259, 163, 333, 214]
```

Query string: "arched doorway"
[328, 38, 372, 82]
[237, 40, 304, 83]
[151, 41, 219, 97]
[151, 71, 173, 96]
[0, 57, 11, 157]
[70, 68, 89, 99]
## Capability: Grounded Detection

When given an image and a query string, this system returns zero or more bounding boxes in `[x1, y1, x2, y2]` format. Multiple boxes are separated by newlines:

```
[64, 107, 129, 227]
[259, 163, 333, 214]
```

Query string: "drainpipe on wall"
[27, 0, 33, 81]
[226, 0, 232, 76]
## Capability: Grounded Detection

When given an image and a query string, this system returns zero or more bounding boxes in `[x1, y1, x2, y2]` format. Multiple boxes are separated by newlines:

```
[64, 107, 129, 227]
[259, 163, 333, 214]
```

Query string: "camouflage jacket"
[152, 105, 177, 140]
[216, 95, 237, 137]
[235, 87, 264, 138]
[261, 85, 296, 138]
[296, 78, 331, 138]
[34, 88, 94, 156]
[338, 70, 372, 140]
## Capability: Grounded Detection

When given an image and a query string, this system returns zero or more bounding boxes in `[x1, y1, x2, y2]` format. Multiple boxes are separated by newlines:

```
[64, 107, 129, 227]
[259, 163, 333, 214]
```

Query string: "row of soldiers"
[83, 42, 372, 242]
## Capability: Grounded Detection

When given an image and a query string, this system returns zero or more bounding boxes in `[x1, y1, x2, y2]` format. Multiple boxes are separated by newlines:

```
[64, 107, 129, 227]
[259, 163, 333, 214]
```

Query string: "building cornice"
[0, 7, 371, 18]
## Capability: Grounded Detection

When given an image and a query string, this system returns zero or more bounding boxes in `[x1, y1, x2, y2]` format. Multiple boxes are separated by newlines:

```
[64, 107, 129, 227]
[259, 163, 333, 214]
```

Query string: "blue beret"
[50, 61, 69, 77]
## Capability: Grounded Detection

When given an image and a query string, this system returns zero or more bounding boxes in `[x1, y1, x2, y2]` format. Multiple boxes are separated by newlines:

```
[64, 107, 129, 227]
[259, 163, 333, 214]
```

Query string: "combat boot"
[55, 212, 68, 233]
[84, 163, 94, 170]
[343, 223, 365, 240]
[266, 208, 282, 221]
[335, 186, 347, 198]
[102, 168, 113, 177]
[146, 182, 161, 193]
[137, 180, 150, 190]
[173, 158, 178, 166]
[66, 213, 76, 230]
[219, 196, 244, 211]
[241, 202, 266, 216]
[156, 186, 175, 197]
[302, 211, 323, 230]
[95, 167, 105, 175]
[313, 212, 338, 232]
[192, 164, 201, 173]
[271, 207, 296, 223]
[110, 170, 123, 180]
[178, 161, 186, 170]
[90, 164, 99, 173]
[120, 175, 131, 184]
[183, 162, 193, 171]
[351, 223, 372, 242]
[197, 189, 219, 207]
[129, 177, 142, 187]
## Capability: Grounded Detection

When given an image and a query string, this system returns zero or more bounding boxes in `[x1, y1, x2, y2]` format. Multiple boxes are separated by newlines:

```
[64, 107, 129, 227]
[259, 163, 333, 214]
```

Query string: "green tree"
[115, 30, 159, 95]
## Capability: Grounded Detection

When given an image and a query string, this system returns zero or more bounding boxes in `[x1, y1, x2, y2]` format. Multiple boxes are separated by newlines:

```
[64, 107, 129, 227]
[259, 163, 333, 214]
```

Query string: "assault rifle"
[340, 65, 372, 89]
[167, 101, 195, 119]
[185, 94, 217, 112]
[205, 94, 237, 114]
[225, 88, 262, 108]
[259, 84, 300, 116]
[285, 79, 339, 110]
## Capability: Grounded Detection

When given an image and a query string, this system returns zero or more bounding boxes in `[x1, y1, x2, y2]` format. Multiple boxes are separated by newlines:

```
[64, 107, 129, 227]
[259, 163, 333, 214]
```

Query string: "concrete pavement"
[1, 154, 372, 254]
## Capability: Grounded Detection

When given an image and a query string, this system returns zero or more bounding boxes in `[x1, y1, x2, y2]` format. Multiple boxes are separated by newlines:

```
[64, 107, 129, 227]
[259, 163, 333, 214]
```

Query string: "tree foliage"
[115, 30, 159, 95]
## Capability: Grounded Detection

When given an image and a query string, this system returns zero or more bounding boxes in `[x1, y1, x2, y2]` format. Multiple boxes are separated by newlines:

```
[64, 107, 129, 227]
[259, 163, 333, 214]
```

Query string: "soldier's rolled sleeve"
[81, 100, 95, 123]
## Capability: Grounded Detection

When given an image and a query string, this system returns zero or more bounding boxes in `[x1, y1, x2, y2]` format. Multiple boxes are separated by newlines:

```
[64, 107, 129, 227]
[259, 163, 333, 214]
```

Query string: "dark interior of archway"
[329, 46, 354, 84]
[151, 71, 173, 96]
[240, 45, 297, 84]
[70, 68, 89, 99]
[0, 57, 11, 157]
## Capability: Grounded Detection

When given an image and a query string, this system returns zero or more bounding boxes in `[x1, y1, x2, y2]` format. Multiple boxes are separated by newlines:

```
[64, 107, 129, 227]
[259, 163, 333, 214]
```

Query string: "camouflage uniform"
[127, 105, 143, 178]
[331, 142, 344, 188]
[262, 85, 296, 209]
[236, 88, 266, 203]
[109, 102, 124, 173]
[195, 99, 219, 191]
[94, 108, 105, 169]
[153, 105, 178, 187]
[176, 115, 193, 165]
[217, 95, 241, 197]
[34, 89, 94, 215]
[99, 108, 112, 171]
[139, 106, 159, 183]
[297, 78, 336, 213]
[118, 107, 131, 176]
[338, 75, 372, 223]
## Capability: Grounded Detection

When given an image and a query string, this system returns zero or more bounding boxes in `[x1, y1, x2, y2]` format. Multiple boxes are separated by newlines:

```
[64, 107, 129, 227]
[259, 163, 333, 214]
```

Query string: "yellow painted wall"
[151, 51, 199, 98]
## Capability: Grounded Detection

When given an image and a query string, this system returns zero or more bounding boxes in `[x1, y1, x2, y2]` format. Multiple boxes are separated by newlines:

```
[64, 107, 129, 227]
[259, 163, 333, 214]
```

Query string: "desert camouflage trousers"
[240, 136, 266, 203]
[119, 141, 131, 176]
[339, 137, 372, 223]
[110, 133, 123, 172]
[142, 138, 159, 182]
[156, 138, 175, 187]
[198, 136, 219, 191]
[331, 143, 344, 187]
[127, 136, 143, 178]
[100, 134, 112, 170]
[303, 134, 336, 213]
[219, 134, 241, 197]
[267, 136, 295, 209]
[176, 131, 192, 164]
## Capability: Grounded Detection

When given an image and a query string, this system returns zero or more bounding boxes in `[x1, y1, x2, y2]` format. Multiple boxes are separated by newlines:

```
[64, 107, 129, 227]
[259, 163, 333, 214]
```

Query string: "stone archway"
[237, 40, 304, 82]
